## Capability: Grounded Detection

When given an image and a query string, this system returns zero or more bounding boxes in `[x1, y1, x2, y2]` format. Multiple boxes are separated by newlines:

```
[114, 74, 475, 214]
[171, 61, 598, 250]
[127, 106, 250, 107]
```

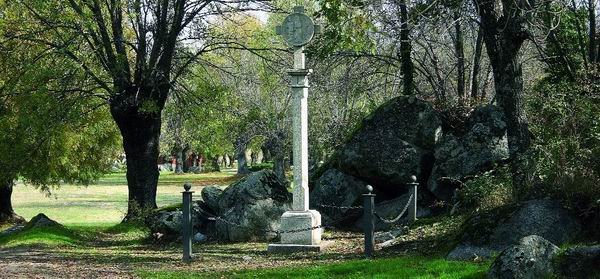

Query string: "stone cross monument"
[268, 6, 327, 252]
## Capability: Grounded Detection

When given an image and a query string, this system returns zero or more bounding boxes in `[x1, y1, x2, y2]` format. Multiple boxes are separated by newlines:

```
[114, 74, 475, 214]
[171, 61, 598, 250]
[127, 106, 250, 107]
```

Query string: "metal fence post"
[363, 185, 375, 258]
[182, 183, 194, 263]
[408, 175, 418, 223]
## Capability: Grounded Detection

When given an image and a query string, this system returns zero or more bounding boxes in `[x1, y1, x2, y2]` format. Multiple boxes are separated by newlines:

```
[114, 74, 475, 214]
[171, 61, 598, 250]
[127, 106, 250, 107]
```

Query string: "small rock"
[0, 224, 25, 237]
[152, 232, 164, 241]
[487, 235, 559, 279]
[25, 213, 62, 229]
[374, 228, 404, 244]
[555, 245, 600, 278]
[242, 255, 252, 261]
[193, 232, 207, 243]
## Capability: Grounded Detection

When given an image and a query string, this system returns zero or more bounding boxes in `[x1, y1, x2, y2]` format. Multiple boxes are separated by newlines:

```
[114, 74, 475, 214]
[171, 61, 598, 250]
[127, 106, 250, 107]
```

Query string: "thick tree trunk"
[475, 0, 533, 199]
[493, 56, 532, 199]
[110, 96, 161, 220]
[0, 179, 23, 224]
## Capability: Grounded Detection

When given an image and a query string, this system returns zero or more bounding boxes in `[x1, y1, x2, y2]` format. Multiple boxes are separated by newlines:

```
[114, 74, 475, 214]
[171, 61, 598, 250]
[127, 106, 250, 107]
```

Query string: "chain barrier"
[373, 194, 414, 224]
[317, 204, 363, 210]
[193, 193, 412, 236]
[197, 206, 329, 235]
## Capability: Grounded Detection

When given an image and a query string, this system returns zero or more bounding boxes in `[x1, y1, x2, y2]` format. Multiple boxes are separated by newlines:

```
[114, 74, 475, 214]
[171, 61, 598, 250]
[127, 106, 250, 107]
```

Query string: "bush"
[248, 162, 274, 172]
[528, 75, 600, 238]
[455, 166, 514, 212]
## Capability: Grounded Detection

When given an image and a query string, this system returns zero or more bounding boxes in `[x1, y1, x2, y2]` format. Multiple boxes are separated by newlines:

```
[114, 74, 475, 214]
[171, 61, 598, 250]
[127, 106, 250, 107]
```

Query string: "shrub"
[248, 162, 274, 172]
[455, 166, 514, 212]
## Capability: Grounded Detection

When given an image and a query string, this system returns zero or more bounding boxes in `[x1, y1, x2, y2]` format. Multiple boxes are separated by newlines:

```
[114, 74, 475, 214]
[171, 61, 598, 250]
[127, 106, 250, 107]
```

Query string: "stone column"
[291, 47, 310, 211]
[268, 49, 325, 252]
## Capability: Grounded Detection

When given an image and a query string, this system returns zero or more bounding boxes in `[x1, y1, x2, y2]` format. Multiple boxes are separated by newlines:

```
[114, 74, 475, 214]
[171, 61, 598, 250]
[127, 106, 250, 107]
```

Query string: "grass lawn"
[12, 171, 237, 226]
[2, 170, 489, 278]
[138, 257, 488, 279]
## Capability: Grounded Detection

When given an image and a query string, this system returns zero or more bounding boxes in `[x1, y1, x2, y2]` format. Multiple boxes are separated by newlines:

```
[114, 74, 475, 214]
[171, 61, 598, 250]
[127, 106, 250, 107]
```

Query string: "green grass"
[3, 170, 490, 278]
[11, 171, 237, 226]
[0, 222, 150, 248]
[137, 256, 489, 279]
[0, 225, 82, 248]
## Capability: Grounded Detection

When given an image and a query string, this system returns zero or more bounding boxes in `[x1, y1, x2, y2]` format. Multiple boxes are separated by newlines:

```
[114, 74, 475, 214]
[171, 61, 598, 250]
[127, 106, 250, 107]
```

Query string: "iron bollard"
[363, 185, 375, 258]
[408, 175, 418, 223]
[182, 183, 194, 263]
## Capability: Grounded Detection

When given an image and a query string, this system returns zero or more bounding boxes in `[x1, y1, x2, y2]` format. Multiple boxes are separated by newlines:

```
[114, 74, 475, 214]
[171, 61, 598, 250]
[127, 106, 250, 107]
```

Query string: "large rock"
[309, 169, 367, 224]
[201, 185, 223, 213]
[216, 170, 291, 242]
[329, 96, 442, 194]
[428, 105, 509, 200]
[487, 235, 559, 279]
[555, 245, 600, 278]
[448, 200, 581, 260]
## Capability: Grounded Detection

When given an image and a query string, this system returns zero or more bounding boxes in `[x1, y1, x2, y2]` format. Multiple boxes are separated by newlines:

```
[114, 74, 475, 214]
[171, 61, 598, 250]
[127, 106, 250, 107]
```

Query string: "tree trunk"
[237, 151, 249, 174]
[0, 179, 23, 224]
[261, 147, 271, 162]
[273, 156, 286, 182]
[250, 151, 257, 166]
[175, 147, 184, 174]
[399, 0, 414, 96]
[235, 138, 250, 175]
[454, 11, 466, 100]
[475, 0, 533, 199]
[110, 96, 161, 220]
[182, 146, 191, 173]
[589, 0, 597, 64]
[470, 24, 484, 100]
[211, 157, 221, 172]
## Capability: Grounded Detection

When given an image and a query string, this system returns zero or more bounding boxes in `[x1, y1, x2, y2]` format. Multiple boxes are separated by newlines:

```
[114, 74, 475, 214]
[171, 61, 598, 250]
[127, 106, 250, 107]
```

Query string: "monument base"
[267, 210, 329, 253]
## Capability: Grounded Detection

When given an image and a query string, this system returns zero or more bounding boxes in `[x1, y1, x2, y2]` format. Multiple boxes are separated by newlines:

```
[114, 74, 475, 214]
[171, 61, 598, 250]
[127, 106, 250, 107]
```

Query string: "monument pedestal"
[267, 210, 329, 253]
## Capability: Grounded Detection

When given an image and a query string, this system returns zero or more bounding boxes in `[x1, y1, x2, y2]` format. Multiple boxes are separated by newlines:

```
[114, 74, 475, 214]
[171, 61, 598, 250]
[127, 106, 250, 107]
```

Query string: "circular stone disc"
[281, 13, 315, 47]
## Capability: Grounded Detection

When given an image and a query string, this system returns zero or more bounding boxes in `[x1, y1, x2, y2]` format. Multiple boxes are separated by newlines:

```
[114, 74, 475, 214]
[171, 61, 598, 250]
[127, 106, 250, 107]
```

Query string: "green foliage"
[248, 162, 274, 172]
[456, 166, 514, 212]
[0, 225, 81, 248]
[528, 76, 600, 209]
[0, 3, 121, 191]
[315, 0, 375, 55]
[541, 5, 587, 82]
[137, 256, 488, 278]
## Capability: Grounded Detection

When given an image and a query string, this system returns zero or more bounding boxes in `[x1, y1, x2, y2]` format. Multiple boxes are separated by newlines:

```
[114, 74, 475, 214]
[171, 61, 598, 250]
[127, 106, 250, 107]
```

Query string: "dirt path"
[0, 248, 135, 278]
